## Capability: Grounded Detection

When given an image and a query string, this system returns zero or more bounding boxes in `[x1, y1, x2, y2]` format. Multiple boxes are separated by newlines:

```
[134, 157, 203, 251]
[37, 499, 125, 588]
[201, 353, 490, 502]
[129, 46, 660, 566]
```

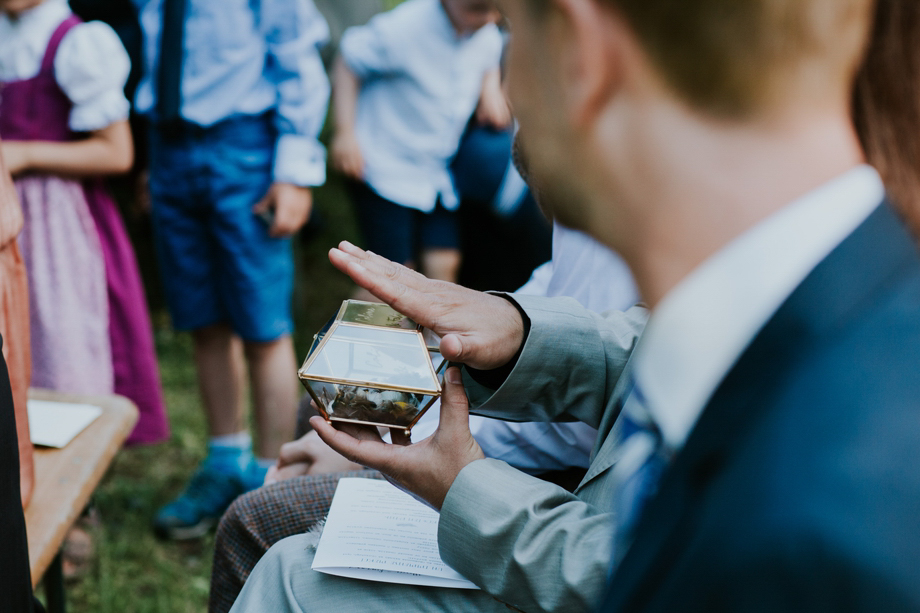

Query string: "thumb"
[439, 334, 469, 363]
[438, 367, 471, 431]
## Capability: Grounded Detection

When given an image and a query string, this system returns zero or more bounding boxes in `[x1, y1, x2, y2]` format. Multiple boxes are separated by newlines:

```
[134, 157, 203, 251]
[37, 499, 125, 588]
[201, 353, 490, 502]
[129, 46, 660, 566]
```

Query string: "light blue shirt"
[133, 0, 331, 186]
[340, 0, 502, 212]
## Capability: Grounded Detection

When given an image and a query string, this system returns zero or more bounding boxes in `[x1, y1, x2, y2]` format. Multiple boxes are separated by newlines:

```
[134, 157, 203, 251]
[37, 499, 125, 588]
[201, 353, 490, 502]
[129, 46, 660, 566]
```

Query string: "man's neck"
[589, 102, 866, 309]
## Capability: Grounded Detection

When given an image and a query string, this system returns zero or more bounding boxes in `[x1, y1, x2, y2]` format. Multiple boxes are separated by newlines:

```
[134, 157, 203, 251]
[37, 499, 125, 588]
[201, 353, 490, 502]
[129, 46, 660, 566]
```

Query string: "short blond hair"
[534, 0, 875, 117]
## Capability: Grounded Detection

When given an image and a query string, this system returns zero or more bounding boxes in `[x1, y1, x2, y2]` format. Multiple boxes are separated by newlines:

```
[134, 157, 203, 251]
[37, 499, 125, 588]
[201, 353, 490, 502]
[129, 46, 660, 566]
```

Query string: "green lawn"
[56, 175, 362, 613]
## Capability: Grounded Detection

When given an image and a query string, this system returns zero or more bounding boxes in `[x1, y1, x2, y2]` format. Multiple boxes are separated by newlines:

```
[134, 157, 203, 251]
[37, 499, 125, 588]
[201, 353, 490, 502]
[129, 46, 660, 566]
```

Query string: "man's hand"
[330, 130, 364, 180]
[312, 367, 485, 510]
[329, 241, 525, 371]
[253, 183, 312, 238]
[263, 430, 364, 485]
[1, 141, 30, 176]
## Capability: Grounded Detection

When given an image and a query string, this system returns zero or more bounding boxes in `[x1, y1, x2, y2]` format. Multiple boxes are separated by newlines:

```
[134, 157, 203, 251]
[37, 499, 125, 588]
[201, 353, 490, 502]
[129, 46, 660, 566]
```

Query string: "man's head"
[499, 0, 874, 272]
[442, 0, 501, 35]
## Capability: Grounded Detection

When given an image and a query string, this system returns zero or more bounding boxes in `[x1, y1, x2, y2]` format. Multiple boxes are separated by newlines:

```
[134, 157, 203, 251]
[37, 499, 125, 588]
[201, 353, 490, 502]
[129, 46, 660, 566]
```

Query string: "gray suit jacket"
[438, 294, 647, 613]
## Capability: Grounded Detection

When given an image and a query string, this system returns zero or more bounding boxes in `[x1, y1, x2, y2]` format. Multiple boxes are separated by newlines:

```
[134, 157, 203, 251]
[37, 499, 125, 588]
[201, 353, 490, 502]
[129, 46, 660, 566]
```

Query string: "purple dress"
[0, 16, 169, 445]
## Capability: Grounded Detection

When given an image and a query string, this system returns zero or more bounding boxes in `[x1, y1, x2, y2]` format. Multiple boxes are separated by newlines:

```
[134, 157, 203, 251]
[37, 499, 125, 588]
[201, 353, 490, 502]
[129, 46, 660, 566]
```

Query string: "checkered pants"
[208, 470, 384, 613]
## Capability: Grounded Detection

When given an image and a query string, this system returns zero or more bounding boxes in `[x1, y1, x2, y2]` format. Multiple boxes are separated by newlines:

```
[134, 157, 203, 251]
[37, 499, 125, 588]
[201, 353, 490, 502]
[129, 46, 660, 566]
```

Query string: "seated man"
[231, 0, 920, 610]
[208, 137, 640, 613]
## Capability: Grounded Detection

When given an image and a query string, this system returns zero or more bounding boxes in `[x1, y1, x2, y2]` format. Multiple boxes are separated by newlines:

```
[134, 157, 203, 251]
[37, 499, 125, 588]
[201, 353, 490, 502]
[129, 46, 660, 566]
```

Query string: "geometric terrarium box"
[298, 300, 446, 436]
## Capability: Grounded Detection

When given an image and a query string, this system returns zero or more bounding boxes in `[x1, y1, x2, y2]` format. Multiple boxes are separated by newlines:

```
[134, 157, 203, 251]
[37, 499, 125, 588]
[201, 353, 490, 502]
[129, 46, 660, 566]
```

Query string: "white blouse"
[0, 0, 131, 132]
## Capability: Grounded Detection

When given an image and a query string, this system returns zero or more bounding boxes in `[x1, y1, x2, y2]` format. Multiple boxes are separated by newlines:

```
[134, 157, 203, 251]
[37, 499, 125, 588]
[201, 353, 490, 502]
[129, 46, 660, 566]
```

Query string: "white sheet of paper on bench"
[28, 399, 103, 448]
[311, 478, 479, 589]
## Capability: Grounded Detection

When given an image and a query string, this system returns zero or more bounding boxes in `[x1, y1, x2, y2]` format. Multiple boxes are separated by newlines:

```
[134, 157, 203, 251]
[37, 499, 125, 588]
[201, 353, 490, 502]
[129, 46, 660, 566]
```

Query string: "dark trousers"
[0, 335, 43, 612]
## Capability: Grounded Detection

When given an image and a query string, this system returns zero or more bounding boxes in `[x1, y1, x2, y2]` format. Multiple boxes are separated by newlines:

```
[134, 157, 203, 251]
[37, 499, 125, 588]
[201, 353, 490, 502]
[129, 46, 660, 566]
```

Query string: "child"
[331, 0, 509, 284]
[0, 0, 170, 445]
[133, 0, 331, 539]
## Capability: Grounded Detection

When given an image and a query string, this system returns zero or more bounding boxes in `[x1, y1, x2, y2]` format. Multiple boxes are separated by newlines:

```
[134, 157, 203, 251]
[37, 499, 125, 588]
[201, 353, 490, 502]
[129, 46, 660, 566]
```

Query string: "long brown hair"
[853, 0, 920, 232]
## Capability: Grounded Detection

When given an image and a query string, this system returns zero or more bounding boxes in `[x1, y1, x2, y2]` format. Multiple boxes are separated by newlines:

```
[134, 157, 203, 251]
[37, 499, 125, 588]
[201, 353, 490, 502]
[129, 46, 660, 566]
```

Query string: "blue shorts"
[349, 181, 459, 266]
[149, 114, 293, 342]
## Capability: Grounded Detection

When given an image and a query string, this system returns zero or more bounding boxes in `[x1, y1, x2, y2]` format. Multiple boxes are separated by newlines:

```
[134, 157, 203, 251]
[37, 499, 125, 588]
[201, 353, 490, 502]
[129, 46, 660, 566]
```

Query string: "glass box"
[298, 300, 445, 435]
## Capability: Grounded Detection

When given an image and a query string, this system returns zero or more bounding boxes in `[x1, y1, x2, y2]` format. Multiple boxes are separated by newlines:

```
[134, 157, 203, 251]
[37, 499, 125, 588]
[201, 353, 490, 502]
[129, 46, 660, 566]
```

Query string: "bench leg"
[44, 551, 66, 613]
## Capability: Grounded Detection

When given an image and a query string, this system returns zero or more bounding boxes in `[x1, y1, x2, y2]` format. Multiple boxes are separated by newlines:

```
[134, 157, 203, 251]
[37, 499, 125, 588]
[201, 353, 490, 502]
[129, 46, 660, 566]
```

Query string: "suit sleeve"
[463, 294, 648, 430]
[439, 459, 614, 613]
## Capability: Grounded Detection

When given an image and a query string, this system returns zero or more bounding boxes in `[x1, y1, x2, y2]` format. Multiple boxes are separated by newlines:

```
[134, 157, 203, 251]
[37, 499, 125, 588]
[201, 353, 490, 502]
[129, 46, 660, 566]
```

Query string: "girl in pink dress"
[0, 0, 169, 444]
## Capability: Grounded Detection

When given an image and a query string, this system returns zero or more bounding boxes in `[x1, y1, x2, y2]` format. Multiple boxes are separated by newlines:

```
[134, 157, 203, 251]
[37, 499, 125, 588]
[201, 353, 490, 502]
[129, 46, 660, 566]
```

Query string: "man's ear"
[549, 0, 626, 130]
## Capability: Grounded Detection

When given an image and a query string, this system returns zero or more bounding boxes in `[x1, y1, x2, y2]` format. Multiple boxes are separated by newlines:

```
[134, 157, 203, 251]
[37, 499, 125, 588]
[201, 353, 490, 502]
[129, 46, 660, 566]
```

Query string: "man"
[132, 0, 331, 538]
[232, 0, 920, 611]
[208, 128, 634, 613]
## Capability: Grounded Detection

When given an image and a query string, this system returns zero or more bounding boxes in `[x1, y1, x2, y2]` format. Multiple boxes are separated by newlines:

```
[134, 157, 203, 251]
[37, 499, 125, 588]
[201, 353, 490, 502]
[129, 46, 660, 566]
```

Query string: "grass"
[54, 175, 363, 613]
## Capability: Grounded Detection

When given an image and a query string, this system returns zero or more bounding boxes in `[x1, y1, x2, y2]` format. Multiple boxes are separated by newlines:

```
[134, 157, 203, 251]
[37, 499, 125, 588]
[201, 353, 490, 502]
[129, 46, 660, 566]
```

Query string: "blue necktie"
[157, 0, 187, 125]
[611, 375, 673, 562]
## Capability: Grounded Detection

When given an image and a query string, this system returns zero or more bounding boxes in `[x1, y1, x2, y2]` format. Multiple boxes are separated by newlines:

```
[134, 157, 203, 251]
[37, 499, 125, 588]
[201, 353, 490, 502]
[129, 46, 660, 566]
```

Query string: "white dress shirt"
[0, 0, 131, 132]
[633, 165, 885, 453]
[340, 0, 503, 212]
[132, 0, 331, 186]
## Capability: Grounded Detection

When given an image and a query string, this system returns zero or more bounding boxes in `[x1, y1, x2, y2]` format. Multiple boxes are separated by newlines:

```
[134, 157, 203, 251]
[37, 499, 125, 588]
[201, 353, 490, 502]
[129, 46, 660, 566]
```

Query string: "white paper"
[28, 400, 103, 448]
[312, 478, 479, 589]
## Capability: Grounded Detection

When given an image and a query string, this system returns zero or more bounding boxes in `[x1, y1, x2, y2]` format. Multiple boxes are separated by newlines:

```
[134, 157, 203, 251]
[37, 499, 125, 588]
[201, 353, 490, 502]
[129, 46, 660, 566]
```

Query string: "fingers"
[333, 242, 430, 287]
[328, 248, 435, 322]
[310, 416, 396, 473]
[252, 191, 270, 214]
[277, 436, 314, 467]
[271, 463, 310, 483]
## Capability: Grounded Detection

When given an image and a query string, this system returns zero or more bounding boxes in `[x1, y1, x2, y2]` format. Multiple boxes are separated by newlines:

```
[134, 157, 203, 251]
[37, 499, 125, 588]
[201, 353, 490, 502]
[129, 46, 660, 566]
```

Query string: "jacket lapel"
[603, 201, 917, 611]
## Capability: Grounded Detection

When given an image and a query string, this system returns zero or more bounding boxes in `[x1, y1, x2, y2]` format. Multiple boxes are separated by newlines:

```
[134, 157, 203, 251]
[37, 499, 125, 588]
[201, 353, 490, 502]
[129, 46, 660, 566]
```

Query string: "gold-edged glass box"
[298, 300, 445, 435]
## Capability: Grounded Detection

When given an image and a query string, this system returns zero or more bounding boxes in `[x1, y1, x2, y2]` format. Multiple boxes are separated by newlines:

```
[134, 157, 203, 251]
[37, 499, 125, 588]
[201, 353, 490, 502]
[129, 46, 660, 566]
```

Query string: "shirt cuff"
[273, 135, 327, 186]
[465, 293, 531, 389]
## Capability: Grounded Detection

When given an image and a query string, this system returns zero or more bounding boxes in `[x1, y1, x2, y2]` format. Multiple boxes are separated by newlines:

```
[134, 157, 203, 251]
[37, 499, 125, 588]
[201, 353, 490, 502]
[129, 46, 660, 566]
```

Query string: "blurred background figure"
[0, 135, 34, 510]
[330, 0, 509, 288]
[0, 0, 169, 446]
[0, 139, 41, 613]
[452, 123, 552, 292]
[131, 0, 331, 541]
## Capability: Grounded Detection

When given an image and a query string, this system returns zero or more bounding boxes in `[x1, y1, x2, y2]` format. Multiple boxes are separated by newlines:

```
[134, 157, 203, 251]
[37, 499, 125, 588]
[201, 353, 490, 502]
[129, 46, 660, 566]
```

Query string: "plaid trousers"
[208, 470, 384, 613]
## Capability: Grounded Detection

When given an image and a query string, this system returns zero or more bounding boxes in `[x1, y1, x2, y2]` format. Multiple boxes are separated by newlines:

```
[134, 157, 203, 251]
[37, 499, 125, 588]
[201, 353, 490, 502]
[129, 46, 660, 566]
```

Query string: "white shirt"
[340, 0, 503, 212]
[519, 222, 640, 313]
[633, 166, 885, 453]
[132, 0, 330, 186]
[0, 0, 131, 132]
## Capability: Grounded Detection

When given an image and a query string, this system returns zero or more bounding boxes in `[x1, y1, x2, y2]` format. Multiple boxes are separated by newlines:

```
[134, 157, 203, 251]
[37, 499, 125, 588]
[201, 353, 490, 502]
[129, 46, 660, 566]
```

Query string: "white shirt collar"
[633, 165, 885, 451]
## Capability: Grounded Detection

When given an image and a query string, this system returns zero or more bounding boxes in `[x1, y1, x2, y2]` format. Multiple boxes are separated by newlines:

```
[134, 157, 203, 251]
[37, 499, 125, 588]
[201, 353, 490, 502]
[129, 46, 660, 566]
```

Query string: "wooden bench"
[24, 389, 139, 613]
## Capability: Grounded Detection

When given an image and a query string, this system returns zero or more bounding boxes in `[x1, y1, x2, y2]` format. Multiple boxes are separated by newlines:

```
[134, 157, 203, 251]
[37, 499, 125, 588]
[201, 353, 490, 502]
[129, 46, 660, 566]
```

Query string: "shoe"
[153, 467, 245, 540]
[242, 459, 270, 492]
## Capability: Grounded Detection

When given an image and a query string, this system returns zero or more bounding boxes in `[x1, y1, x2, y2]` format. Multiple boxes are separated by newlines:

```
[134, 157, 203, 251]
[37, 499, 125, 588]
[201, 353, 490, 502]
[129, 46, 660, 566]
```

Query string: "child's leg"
[419, 201, 462, 283]
[192, 323, 246, 438]
[421, 248, 462, 282]
[244, 335, 299, 460]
